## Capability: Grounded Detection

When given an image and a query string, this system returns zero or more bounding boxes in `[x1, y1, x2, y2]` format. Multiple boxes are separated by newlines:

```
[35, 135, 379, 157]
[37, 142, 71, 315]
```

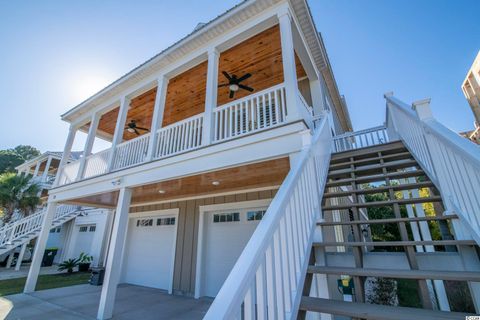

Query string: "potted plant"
[78, 252, 93, 272]
[58, 258, 79, 274]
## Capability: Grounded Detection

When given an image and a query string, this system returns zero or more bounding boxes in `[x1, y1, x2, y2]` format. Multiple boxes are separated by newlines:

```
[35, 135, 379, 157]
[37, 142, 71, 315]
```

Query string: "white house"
[21, 0, 480, 319]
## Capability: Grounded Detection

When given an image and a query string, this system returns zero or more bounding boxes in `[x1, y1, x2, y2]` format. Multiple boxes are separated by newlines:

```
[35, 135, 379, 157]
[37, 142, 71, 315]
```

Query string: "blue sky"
[0, 0, 478, 152]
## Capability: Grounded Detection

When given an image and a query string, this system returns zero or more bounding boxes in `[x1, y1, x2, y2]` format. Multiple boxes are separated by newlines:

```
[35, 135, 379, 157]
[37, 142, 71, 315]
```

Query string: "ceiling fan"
[125, 120, 149, 136]
[218, 71, 254, 99]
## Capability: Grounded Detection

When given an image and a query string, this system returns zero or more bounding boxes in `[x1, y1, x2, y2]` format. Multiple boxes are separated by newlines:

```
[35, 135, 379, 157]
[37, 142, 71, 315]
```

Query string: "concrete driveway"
[1, 284, 212, 320]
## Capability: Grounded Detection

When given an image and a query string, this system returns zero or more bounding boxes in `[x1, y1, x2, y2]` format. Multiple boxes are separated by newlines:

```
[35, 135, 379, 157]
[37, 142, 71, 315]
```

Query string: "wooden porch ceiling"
[65, 157, 290, 208]
[83, 24, 307, 143]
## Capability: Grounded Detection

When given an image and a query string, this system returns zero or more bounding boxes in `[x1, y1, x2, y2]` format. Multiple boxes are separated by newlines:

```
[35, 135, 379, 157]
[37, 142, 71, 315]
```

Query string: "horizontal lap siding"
[130, 189, 277, 295]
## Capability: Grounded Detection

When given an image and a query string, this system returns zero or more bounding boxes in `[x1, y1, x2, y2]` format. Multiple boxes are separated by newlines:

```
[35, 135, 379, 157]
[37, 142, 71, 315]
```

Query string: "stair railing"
[333, 125, 389, 152]
[0, 204, 80, 248]
[385, 94, 480, 244]
[204, 114, 332, 319]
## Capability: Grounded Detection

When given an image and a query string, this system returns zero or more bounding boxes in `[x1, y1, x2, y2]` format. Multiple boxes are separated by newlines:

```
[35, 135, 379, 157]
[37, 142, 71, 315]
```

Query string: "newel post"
[412, 98, 433, 121]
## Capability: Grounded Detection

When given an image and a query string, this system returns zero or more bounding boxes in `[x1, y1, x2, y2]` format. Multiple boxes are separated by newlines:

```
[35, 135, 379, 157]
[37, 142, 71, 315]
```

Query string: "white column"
[24, 201, 58, 293]
[309, 78, 325, 116]
[54, 125, 78, 187]
[5, 252, 15, 269]
[41, 156, 53, 183]
[146, 77, 169, 161]
[15, 243, 28, 271]
[32, 161, 41, 177]
[77, 112, 101, 180]
[203, 48, 219, 146]
[278, 9, 301, 122]
[97, 188, 132, 320]
[107, 97, 130, 172]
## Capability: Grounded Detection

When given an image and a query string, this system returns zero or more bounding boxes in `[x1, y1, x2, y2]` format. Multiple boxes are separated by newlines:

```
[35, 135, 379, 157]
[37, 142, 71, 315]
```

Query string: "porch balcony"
[57, 84, 314, 186]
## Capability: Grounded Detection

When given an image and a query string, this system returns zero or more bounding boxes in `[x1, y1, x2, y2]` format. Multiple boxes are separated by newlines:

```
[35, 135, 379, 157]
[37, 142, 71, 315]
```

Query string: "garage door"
[202, 206, 267, 297]
[122, 213, 177, 291]
[72, 224, 96, 258]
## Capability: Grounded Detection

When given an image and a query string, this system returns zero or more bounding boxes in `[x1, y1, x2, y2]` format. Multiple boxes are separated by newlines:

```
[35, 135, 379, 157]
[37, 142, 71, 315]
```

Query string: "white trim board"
[194, 199, 272, 298]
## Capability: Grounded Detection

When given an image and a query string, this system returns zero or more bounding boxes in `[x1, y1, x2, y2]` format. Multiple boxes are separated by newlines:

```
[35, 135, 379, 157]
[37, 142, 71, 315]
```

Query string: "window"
[56, 227, 61, 233]
[247, 210, 266, 221]
[89, 225, 96, 232]
[50, 227, 61, 233]
[136, 218, 153, 227]
[213, 212, 240, 223]
[157, 217, 176, 226]
[79, 226, 88, 232]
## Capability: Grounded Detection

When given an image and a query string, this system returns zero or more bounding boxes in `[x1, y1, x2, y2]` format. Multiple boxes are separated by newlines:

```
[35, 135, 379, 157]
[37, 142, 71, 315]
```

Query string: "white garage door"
[122, 213, 177, 291]
[72, 224, 96, 258]
[202, 206, 267, 297]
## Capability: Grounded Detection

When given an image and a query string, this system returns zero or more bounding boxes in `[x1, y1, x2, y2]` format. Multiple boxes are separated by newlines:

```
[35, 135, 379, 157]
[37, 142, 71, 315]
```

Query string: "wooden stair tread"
[313, 240, 476, 247]
[322, 196, 442, 211]
[331, 141, 407, 160]
[328, 159, 419, 179]
[323, 181, 434, 198]
[307, 266, 480, 281]
[329, 152, 413, 170]
[299, 297, 474, 320]
[326, 170, 426, 187]
[317, 215, 458, 226]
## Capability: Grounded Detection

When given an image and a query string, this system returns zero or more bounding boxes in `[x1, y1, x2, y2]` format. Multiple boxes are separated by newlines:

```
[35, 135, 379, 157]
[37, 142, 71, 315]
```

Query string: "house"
[461, 50, 480, 144]
[21, 0, 480, 319]
[0, 151, 110, 270]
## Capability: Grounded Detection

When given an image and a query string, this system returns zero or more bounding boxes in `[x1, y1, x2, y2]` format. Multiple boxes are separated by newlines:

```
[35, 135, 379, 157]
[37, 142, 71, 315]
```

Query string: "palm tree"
[0, 173, 41, 223]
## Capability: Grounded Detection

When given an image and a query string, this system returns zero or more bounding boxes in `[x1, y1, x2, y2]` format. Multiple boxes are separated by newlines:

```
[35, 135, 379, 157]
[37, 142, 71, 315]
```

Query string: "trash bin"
[90, 267, 105, 286]
[41, 248, 58, 267]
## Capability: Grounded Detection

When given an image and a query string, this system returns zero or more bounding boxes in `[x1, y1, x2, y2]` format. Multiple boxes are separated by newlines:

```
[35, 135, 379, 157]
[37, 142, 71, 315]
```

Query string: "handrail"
[386, 95, 480, 244]
[205, 114, 332, 319]
[216, 83, 285, 112]
[0, 204, 80, 248]
[333, 125, 389, 152]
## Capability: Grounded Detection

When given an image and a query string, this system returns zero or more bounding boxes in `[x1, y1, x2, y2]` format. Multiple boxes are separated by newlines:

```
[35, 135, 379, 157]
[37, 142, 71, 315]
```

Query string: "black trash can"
[90, 267, 105, 286]
[41, 248, 58, 267]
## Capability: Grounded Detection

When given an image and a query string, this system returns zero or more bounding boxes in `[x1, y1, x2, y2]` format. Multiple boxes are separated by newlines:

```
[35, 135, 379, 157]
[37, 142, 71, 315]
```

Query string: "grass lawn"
[0, 272, 91, 296]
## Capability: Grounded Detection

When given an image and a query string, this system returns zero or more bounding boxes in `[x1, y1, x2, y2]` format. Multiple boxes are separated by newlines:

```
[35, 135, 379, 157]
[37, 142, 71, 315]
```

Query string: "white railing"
[0, 204, 80, 248]
[386, 95, 480, 244]
[112, 133, 151, 171]
[58, 160, 81, 185]
[83, 148, 112, 179]
[205, 115, 332, 319]
[153, 113, 204, 159]
[333, 125, 389, 152]
[298, 92, 314, 129]
[213, 84, 287, 142]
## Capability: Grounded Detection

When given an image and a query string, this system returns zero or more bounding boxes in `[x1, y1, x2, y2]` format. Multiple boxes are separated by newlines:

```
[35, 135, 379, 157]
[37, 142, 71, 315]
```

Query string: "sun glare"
[71, 74, 112, 103]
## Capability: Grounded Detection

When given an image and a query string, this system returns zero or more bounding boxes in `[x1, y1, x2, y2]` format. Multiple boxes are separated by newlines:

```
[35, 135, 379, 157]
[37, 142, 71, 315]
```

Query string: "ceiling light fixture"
[158, 190, 166, 194]
[212, 181, 220, 186]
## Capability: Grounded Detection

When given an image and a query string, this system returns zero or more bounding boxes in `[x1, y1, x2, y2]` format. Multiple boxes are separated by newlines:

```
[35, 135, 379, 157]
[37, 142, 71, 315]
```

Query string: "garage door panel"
[122, 215, 177, 290]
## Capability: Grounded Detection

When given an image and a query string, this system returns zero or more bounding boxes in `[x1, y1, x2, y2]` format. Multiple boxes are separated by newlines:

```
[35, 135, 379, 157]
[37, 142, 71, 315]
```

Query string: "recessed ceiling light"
[158, 190, 166, 194]
[212, 181, 220, 186]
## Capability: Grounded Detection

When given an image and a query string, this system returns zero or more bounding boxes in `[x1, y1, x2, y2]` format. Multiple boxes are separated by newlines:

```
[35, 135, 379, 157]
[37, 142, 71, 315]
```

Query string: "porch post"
[97, 187, 132, 320]
[203, 48, 219, 146]
[32, 161, 41, 177]
[24, 201, 58, 293]
[41, 155, 53, 183]
[107, 97, 130, 172]
[77, 112, 101, 180]
[309, 79, 325, 116]
[146, 76, 169, 161]
[15, 243, 28, 271]
[278, 8, 301, 122]
[54, 125, 77, 187]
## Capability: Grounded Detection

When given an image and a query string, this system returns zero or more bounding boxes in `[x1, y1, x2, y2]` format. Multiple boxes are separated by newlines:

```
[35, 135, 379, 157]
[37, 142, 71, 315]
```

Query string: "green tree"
[13, 145, 40, 161]
[0, 173, 40, 223]
[0, 145, 41, 174]
[0, 150, 24, 174]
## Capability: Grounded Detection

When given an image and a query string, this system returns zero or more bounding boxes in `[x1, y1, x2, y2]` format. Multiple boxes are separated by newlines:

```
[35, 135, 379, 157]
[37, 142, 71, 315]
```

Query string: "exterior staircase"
[299, 141, 480, 319]
[0, 205, 82, 256]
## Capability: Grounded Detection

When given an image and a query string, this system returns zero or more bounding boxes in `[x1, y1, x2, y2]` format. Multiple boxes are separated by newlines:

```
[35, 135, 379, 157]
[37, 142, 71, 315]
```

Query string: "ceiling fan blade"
[238, 84, 254, 92]
[229, 90, 235, 99]
[134, 128, 140, 135]
[237, 73, 251, 82]
[218, 83, 230, 88]
[222, 71, 232, 81]
[136, 127, 150, 131]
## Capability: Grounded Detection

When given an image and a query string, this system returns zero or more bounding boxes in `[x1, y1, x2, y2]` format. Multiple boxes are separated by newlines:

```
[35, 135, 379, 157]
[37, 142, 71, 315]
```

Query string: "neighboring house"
[0, 151, 111, 269]
[20, 1, 480, 320]
[461, 50, 480, 144]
